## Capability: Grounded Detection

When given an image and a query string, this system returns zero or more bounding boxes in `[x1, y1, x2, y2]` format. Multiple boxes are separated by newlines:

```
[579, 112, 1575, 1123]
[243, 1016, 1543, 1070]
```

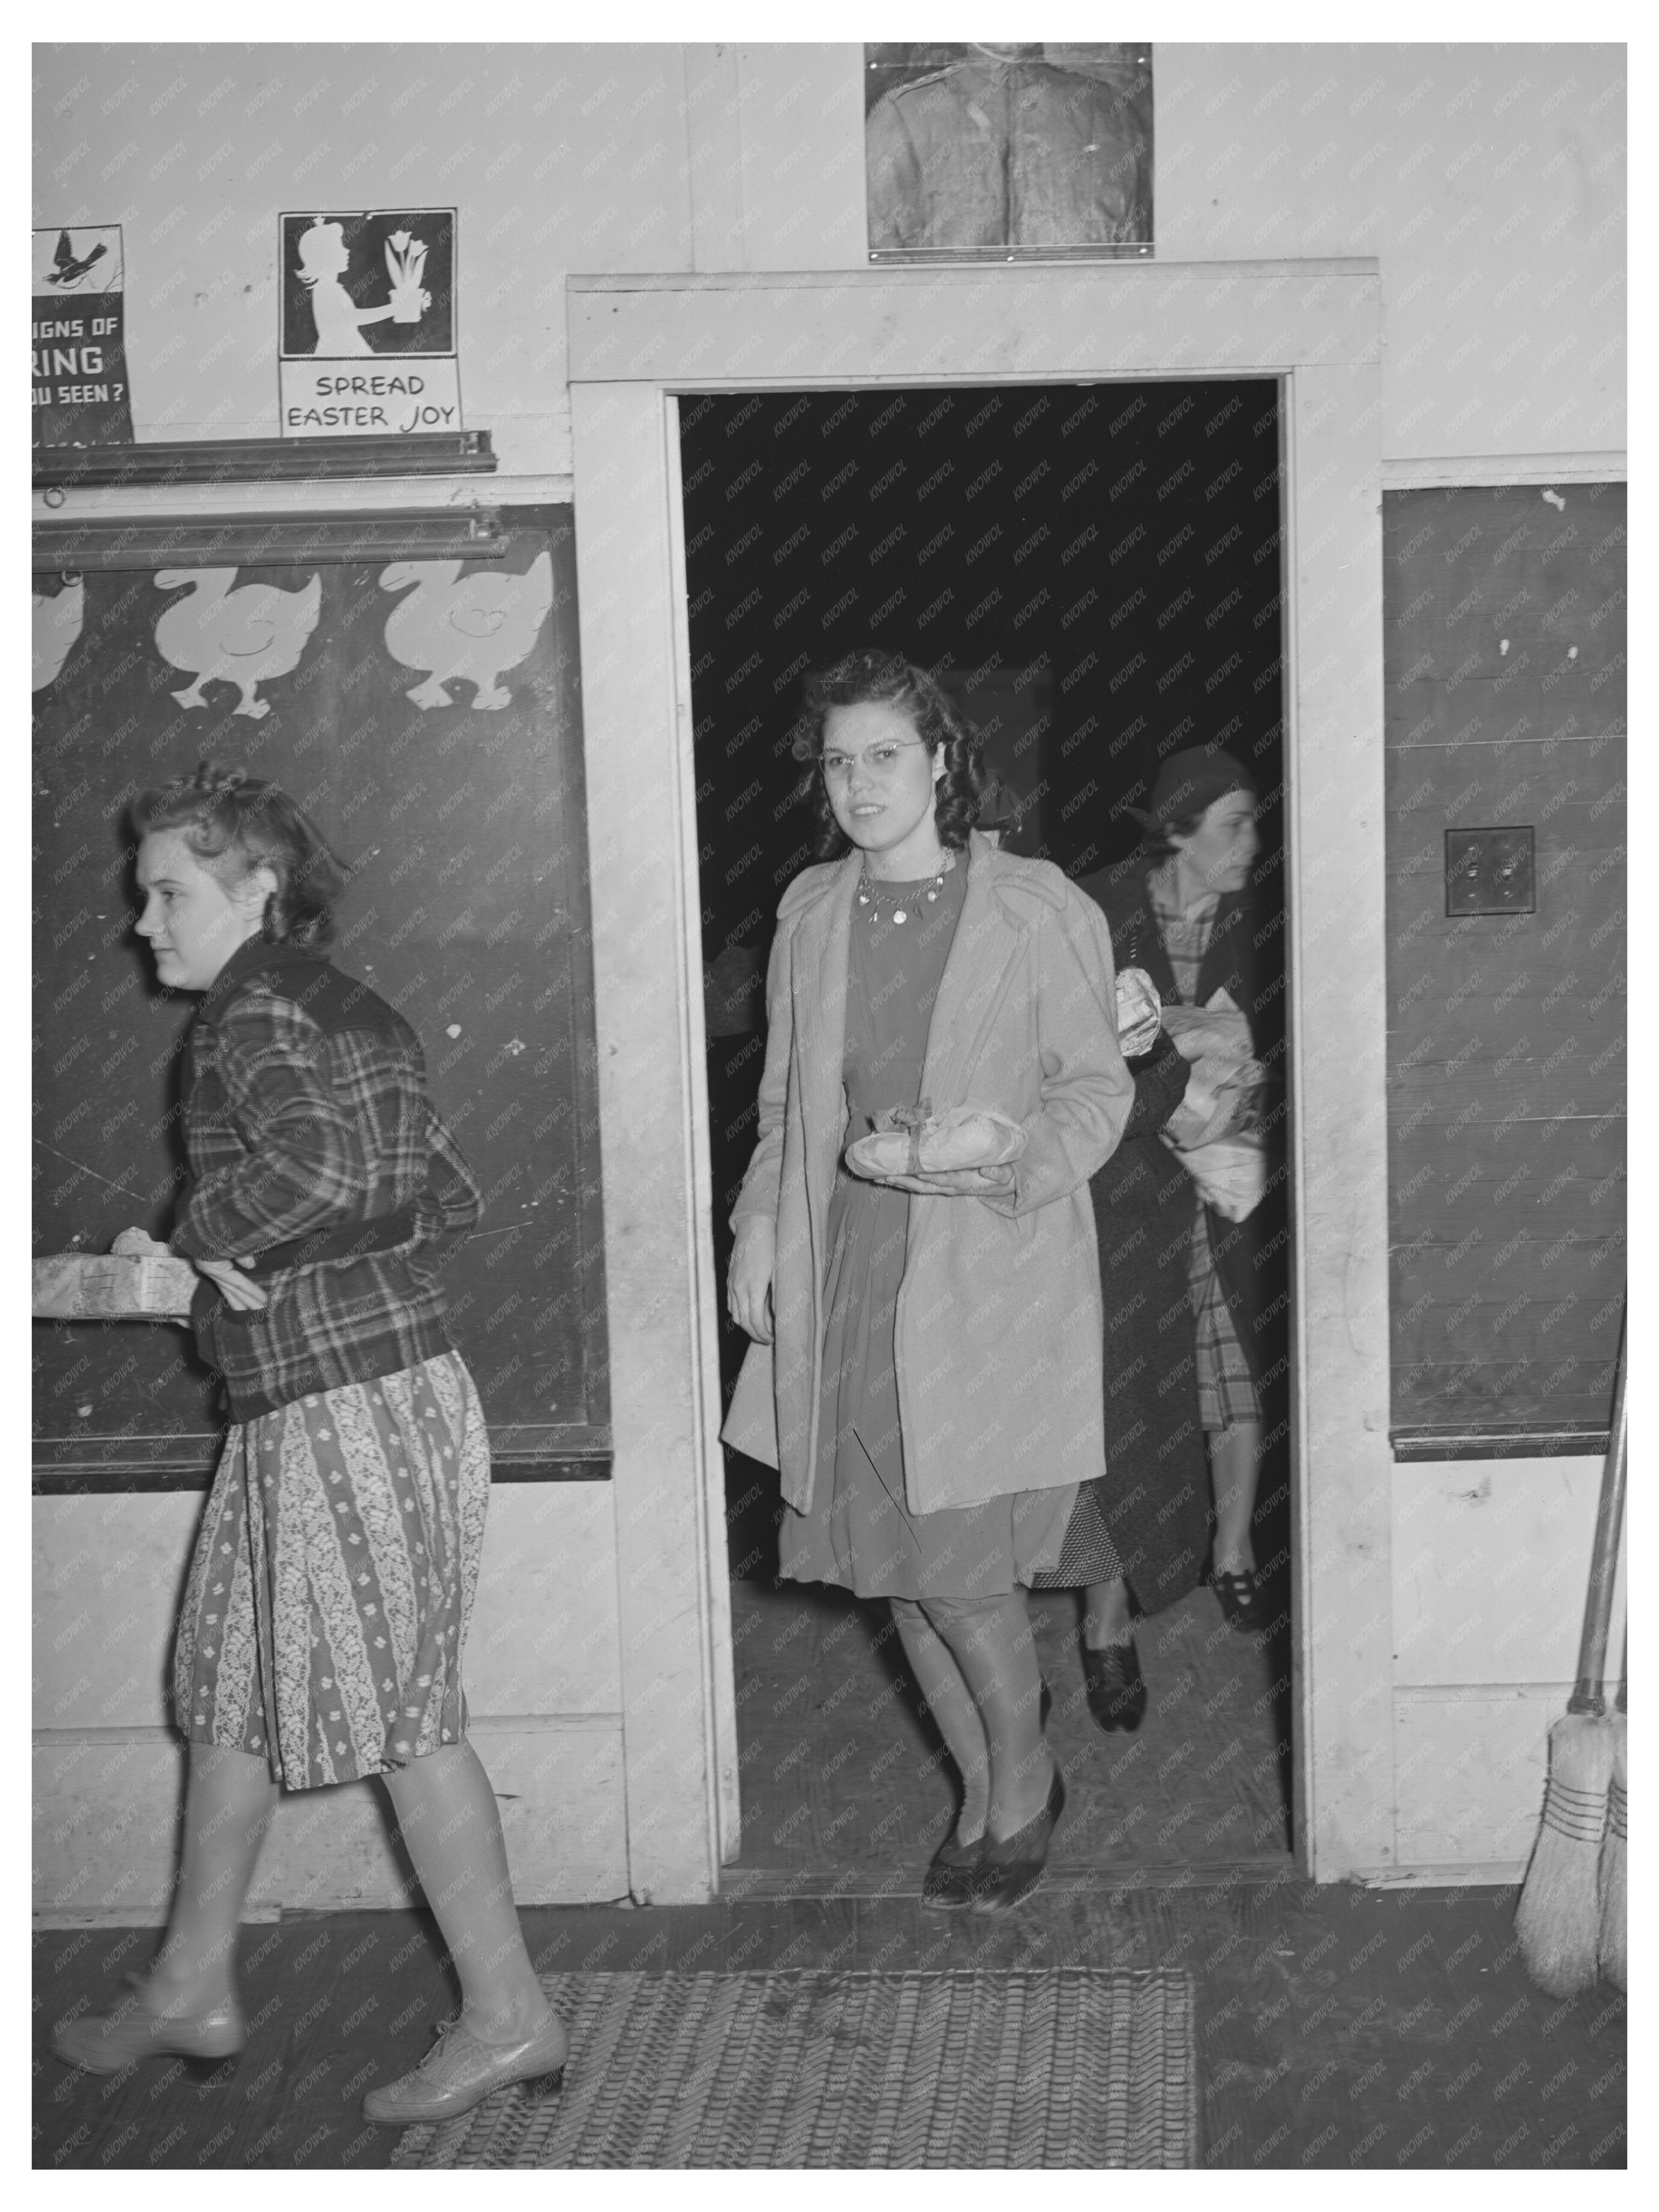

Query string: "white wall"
[34, 43, 1625, 476]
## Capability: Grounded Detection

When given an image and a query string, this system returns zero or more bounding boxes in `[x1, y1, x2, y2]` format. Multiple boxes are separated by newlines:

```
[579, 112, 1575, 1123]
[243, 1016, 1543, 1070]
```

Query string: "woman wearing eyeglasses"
[724, 650, 1133, 1912]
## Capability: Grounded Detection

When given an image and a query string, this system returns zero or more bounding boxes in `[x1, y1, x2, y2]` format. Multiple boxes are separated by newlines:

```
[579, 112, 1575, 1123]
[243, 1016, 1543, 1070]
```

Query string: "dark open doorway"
[683, 381, 1292, 1890]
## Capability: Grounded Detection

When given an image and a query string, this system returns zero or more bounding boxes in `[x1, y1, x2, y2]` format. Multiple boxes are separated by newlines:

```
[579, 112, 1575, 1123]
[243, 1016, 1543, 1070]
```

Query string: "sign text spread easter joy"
[278, 208, 460, 438]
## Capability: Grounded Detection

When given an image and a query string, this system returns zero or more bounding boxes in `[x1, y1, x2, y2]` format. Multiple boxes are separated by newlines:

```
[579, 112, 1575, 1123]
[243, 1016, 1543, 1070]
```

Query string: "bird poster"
[278, 207, 461, 437]
[31, 224, 133, 446]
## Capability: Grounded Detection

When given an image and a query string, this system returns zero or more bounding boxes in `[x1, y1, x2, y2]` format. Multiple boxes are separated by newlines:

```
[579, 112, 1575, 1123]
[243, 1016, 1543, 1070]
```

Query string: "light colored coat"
[728, 831, 1134, 1517]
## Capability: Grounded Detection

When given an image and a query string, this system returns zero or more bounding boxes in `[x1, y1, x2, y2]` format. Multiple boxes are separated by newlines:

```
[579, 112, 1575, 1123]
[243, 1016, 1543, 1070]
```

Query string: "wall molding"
[1381, 451, 1625, 489]
[32, 471, 573, 522]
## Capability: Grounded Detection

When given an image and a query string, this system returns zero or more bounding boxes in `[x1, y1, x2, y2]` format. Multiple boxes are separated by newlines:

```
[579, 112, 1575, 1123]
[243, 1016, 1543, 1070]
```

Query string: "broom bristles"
[1515, 1710, 1615, 1997]
[1598, 1712, 1627, 1992]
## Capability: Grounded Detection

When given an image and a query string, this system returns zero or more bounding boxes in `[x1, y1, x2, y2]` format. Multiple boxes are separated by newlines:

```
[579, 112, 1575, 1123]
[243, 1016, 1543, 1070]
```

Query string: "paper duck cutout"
[379, 553, 553, 710]
[33, 577, 85, 691]
[153, 568, 322, 719]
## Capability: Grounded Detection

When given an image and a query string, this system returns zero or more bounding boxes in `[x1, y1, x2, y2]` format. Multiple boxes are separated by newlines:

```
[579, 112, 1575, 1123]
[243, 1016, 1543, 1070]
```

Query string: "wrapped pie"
[846, 1100, 1028, 1181]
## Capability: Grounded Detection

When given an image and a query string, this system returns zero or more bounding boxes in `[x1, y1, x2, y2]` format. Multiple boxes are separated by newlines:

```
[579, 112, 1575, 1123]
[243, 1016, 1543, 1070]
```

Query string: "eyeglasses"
[818, 740, 929, 782]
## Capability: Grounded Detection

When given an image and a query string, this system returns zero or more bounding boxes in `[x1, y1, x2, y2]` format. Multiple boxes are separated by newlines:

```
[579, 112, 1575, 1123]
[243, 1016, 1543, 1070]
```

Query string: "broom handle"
[1569, 1309, 1627, 1716]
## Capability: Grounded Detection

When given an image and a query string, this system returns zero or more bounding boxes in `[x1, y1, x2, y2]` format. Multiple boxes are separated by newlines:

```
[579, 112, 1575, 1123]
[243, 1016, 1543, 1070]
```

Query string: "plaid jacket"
[172, 937, 481, 1421]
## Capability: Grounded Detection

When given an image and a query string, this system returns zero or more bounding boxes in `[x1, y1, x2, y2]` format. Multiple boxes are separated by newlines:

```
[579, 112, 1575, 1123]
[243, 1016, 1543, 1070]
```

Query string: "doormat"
[392, 1967, 1197, 2169]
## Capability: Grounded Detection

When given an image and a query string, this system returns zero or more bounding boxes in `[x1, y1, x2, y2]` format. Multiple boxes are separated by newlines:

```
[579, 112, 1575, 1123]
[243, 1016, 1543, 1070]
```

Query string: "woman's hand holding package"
[728, 1215, 777, 1343]
[866, 1161, 1017, 1198]
[844, 1102, 1025, 1198]
[194, 1254, 269, 1312]
[1160, 991, 1252, 1063]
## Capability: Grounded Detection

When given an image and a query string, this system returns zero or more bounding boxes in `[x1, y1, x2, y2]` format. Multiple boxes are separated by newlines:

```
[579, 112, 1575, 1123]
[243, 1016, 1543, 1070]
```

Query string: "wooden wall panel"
[33, 1483, 628, 1912]
[1392, 1691, 1561, 1868]
[1383, 485, 1625, 1448]
[1391, 1461, 1602, 1687]
[33, 1719, 629, 1917]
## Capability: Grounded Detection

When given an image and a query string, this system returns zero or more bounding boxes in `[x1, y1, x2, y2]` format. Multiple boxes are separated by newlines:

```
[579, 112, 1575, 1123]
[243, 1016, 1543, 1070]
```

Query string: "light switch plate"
[1445, 826, 1535, 917]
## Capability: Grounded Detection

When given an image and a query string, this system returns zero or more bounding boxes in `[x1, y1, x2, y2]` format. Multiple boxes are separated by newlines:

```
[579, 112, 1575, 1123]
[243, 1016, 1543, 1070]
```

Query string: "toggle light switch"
[1445, 826, 1535, 917]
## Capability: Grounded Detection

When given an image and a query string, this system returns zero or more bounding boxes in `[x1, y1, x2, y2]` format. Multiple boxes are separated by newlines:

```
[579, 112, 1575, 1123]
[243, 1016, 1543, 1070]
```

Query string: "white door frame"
[569, 260, 1393, 1897]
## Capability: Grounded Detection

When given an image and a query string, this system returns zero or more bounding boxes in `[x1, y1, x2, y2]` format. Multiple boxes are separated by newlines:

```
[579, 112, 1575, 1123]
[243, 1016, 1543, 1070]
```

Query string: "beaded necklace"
[855, 850, 955, 926]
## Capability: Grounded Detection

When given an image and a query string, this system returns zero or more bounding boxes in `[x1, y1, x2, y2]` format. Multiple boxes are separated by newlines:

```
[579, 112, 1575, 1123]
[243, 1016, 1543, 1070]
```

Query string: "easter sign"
[32, 225, 134, 446]
[278, 208, 460, 437]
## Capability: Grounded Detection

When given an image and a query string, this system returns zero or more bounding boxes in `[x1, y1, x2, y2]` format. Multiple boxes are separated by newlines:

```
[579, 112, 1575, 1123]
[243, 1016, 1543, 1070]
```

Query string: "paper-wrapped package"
[1160, 988, 1252, 1064]
[846, 1101, 1027, 1181]
[1174, 1135, 1267, 1223]
[33, 1250, 197, 1319]
[1115, 964, 1162, 1057]
[1161, 987, 1269, 1218]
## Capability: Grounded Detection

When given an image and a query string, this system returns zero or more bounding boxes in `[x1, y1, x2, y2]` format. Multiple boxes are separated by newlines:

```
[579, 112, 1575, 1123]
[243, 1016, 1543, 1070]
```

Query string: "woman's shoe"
[925, 1683, 1047, 1910]
[361, 2013, 567, 2126]
[1082, 1637, 1146, 1732]
[967, 1765, 1067, 1916]
[921, 1821, 985, 1910]
[1210, 1566, 1263, 1634]
[52, 1976, 246, 2079]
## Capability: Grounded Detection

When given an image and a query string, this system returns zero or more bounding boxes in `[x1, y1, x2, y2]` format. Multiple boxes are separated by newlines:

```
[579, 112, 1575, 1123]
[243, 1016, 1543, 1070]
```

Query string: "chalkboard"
[32, 507, 609, 1487]
[1383, 483, 1625, 1451]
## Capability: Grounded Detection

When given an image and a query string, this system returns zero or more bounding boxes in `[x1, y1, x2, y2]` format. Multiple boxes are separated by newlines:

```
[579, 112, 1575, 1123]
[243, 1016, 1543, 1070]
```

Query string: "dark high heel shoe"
[1082, 1637, 1146, 1733]
[925, 1682, 1049, 1910]
[967, 1764, 1066, 1916]
[922, 1821, 985, 1910]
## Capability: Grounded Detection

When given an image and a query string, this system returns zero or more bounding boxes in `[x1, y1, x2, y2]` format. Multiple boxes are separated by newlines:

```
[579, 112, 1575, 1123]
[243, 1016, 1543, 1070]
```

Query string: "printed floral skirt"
[174, 1351, 491, 1790]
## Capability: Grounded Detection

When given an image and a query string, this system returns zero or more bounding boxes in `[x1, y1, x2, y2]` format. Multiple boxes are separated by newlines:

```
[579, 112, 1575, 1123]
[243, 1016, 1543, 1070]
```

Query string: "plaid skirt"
[1189, 1207, 1261, 1433]
[174, 1351, 491, 1791]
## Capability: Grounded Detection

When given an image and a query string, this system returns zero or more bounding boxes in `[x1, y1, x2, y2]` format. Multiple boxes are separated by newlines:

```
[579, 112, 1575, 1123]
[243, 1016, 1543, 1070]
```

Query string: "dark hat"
[1127, 744, 1256, 829]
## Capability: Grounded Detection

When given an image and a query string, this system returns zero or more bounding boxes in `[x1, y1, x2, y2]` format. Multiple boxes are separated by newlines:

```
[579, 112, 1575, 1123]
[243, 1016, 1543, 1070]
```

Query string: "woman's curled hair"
[791, 649, 984, 861]
[131, 764, 348, 948]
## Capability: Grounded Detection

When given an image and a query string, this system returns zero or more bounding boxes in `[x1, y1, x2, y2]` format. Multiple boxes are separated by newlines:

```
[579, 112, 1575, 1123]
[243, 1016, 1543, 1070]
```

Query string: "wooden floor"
[724, 1570, 1292, 1894]
[36, 1881, 1626, 2169]
[35, 1564, 1625, 2170]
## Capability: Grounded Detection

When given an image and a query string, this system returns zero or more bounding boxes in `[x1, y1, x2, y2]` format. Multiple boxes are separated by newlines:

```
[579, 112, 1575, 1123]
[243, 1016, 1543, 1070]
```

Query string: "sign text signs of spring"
[277, 208, 461, 438]
[32, 225, 134, 446]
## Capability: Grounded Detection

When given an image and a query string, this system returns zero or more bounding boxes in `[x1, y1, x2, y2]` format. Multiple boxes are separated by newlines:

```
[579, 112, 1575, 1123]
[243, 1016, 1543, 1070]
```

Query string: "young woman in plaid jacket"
[53, 766, 566, 2126]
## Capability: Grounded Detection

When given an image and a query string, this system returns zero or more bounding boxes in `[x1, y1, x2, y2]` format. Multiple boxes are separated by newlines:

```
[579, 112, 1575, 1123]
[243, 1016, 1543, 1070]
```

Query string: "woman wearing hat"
[1056, 746, 1276, 1672]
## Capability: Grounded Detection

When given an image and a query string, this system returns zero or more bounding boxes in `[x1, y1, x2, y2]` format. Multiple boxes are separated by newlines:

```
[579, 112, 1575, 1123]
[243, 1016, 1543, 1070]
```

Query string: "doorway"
[568, 261, 1394, 1900]
[684, 382, 1293, 1890]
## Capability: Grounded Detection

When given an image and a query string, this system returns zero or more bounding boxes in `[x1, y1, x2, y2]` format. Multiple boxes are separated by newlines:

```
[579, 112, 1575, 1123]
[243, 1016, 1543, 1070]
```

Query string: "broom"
[1514, 1317, 1627, 1997]
[1599, 1658, 1626, 1992]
